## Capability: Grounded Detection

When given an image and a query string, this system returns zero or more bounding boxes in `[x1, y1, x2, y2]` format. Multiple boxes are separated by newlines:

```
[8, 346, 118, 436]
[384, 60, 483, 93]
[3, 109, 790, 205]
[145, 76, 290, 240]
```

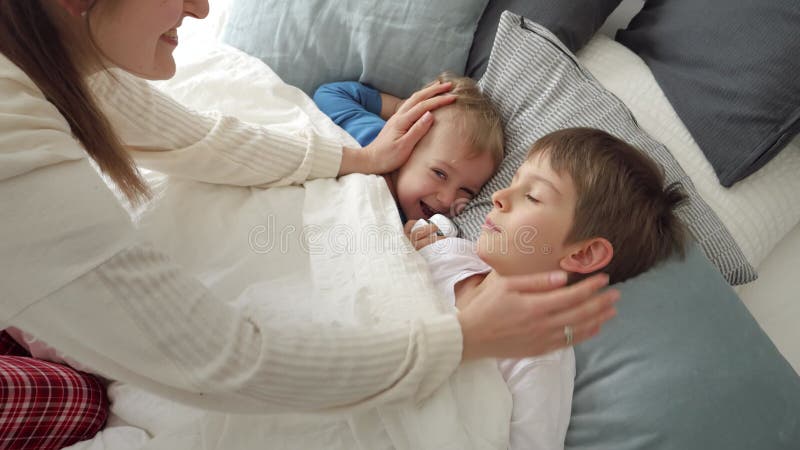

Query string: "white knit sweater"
[0, 53, 462, 414]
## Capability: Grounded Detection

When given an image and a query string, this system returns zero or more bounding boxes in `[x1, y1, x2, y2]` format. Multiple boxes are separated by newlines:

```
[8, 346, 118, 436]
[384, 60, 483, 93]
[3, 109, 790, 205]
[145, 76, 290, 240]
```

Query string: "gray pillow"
[569, 241, 800, 449]
[616, 0, 800, 187]
[221, 0, 489, 97]
[453, 12, 756, 285]
[466, 0, 623, 78]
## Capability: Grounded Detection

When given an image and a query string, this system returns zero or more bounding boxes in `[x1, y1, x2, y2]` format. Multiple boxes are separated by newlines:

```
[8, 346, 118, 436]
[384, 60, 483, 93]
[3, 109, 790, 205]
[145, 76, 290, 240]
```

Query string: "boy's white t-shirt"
[419, 237, 575, 450]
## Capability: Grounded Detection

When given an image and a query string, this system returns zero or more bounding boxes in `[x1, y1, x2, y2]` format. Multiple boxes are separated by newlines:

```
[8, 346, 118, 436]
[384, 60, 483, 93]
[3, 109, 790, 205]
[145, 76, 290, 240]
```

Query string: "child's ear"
[559, 238, 613, 274]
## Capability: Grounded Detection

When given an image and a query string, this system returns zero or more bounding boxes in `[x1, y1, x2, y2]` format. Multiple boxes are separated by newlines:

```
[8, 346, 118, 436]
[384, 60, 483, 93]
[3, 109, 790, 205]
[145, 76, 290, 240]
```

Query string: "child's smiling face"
[477, 153, 578, 276]
[391, 108, 496, 220]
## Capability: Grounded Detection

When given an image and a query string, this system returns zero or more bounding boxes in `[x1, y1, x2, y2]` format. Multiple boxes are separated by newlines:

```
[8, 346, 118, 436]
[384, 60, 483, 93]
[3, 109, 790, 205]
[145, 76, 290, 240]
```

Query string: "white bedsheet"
[69, 40, 511, 450]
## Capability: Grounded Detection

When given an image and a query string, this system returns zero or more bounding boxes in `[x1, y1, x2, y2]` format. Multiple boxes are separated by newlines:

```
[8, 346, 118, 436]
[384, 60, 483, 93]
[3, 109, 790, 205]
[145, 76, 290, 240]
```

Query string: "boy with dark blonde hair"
[408, 127, 687, 449]
[315, 73, 504, 221]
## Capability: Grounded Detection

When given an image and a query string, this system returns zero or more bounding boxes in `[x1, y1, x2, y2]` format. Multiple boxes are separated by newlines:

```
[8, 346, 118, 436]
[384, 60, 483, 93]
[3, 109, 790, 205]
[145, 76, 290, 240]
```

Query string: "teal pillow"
[222, 0, 489, 97]
[568, 242, 800, 449]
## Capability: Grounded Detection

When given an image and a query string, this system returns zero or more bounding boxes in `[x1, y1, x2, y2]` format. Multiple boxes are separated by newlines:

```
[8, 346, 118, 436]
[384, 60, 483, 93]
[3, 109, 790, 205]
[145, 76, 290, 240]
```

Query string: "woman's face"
[88, 0, 209, 79]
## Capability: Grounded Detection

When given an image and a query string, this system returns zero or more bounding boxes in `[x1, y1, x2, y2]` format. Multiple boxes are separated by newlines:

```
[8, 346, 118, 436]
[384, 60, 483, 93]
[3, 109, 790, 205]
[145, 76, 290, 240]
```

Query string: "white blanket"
[69, 42, 511, 449]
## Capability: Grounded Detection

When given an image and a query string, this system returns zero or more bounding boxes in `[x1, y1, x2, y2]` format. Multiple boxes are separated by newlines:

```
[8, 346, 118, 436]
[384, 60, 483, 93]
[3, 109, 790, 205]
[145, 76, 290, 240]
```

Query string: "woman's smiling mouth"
[160, 29, 179, 46]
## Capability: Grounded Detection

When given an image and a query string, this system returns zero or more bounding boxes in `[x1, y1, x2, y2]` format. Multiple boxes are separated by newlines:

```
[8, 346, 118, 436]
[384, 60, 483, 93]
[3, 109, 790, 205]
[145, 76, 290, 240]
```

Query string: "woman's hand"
[458, 271, 620, 360]
[338, 82, 456, 176]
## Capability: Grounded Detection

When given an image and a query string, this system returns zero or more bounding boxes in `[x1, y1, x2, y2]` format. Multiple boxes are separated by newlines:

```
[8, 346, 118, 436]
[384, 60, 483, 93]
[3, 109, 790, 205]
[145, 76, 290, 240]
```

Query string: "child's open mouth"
[420, 201, 437, 219]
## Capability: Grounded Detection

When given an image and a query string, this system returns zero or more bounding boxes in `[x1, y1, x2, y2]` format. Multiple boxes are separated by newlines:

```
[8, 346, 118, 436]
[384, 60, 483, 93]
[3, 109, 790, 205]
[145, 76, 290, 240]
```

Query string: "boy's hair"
[427, 72, 504, 167]
[529, 128, 688, 284]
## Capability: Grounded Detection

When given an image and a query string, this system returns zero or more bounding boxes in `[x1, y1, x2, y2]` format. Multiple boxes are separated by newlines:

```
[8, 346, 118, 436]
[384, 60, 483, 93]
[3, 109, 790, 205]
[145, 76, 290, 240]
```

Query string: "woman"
[0, 0, 619, 442]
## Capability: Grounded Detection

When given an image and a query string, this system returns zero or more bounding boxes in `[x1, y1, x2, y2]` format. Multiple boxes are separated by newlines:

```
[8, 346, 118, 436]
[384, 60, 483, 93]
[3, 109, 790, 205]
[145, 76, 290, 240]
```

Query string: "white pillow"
[578, 35, 800, 270]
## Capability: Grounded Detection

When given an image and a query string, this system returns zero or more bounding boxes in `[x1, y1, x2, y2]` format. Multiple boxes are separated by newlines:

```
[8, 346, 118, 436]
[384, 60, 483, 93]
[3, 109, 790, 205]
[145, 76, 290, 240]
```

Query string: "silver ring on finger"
[564, 325, 574, 346]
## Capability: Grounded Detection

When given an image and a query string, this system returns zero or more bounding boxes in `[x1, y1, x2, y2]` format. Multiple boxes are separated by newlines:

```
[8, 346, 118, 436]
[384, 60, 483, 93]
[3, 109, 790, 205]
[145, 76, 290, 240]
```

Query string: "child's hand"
[379, 93, 405, 120]
[338, 81, 455, 176]
[404, 220, 446, 250]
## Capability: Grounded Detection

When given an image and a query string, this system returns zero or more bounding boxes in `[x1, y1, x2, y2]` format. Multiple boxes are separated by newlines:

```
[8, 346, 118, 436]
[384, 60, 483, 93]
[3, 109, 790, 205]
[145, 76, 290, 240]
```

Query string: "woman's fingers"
[511, 273, 619, 351]
[525, 273, 611, 314]
[502, 270, 570, 293]
[545, 288, 620, 333]
[543, 302, 617, 350]
[397, 81, 453, 115]
[395, 95, 456, 134]
[399, 110, 436, 151]
[360, 82, 455, 175]
[571, 306, 617, 344]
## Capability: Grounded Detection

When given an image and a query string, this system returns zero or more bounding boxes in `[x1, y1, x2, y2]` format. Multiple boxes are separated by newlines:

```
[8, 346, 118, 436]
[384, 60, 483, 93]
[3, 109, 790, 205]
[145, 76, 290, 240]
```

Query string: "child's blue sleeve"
[313, 81, 386, 147]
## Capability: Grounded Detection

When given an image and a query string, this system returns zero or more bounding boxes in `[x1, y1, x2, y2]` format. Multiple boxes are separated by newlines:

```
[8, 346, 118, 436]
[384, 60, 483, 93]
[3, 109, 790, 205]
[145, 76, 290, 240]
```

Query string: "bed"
[68, 0, 800, 448]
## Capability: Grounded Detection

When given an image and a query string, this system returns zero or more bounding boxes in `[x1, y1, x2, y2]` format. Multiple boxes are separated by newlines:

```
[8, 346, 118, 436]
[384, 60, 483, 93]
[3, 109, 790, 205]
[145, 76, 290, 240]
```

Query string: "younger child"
[314, 74, 504, 221]
[408, 127, 688, 449]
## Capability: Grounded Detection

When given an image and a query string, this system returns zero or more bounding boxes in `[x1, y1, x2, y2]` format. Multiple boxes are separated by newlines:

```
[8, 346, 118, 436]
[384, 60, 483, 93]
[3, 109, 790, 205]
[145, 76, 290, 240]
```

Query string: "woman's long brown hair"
[0, 0, 150, 205]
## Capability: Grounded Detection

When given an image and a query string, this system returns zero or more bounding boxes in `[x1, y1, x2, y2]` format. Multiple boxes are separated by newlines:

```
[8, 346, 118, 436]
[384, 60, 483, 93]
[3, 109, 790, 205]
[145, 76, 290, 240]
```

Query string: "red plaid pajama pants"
[0, 331, 108, 449]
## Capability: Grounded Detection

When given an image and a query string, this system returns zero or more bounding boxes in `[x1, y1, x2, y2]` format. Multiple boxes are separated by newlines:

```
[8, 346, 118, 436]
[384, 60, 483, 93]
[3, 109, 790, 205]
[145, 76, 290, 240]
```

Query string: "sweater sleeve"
[10, 241, 463, 414]
[2, 58, 462, 415]
[87, 70, 343, 187]
[313, 81, 386, 147]
[2, 157, 463, 415]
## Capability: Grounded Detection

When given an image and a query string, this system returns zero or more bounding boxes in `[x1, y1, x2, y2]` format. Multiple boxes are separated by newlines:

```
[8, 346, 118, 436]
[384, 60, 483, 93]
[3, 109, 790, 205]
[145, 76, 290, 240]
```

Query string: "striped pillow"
[453, 12, 755, 285]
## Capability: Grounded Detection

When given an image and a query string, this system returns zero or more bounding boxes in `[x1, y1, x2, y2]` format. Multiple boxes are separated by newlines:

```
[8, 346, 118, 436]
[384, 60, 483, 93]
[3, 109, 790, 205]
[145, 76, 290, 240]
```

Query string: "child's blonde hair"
[426, 72, 504, 167]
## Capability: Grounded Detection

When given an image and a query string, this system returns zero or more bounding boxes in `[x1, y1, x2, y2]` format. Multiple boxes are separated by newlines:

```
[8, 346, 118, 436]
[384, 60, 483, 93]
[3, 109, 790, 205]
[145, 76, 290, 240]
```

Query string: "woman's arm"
[0, 73, 461, 412]
[1, 156, 462, 414]
[88, 72, 454, 186]
[89, 70, 342, 188]
[11, 241, 463, 414]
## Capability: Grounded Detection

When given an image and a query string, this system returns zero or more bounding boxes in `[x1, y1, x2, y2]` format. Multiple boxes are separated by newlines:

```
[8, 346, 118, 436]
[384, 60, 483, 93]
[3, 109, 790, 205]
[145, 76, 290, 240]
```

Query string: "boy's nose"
[492, 189, 508, 210]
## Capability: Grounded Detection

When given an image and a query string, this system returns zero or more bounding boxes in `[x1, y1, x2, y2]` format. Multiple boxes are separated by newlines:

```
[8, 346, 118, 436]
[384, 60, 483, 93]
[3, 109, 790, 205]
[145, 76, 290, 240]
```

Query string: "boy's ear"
[559, 238, 613, 275]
